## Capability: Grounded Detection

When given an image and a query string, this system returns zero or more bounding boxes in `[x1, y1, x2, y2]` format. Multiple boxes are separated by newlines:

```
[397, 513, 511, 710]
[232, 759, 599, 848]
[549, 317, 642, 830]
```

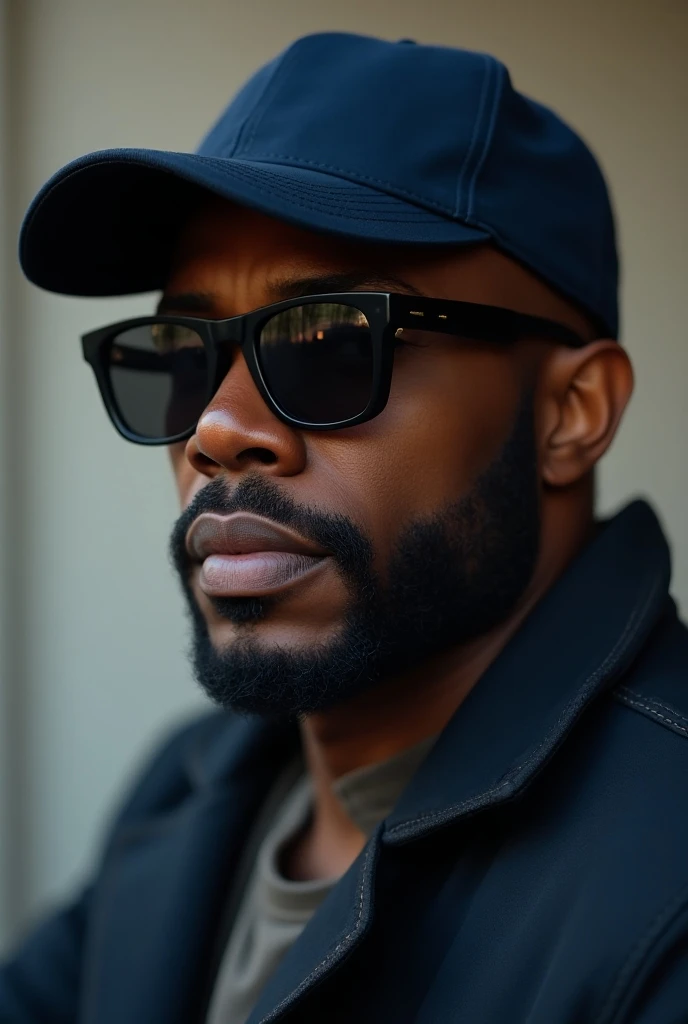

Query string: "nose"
[184, 348, 307, 478]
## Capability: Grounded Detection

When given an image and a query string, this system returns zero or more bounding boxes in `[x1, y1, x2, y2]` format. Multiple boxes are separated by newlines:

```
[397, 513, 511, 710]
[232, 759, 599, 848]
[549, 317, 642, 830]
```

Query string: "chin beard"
[169, 394, 541, 719]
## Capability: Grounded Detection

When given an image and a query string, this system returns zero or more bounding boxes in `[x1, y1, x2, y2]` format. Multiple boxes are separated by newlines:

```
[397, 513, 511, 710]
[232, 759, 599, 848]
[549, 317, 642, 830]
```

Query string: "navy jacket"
[2, 500, 688, 1023]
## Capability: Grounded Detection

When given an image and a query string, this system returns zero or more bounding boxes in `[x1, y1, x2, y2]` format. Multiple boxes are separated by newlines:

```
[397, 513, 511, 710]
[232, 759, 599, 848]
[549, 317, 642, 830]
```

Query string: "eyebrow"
[155, 271, 424, 316]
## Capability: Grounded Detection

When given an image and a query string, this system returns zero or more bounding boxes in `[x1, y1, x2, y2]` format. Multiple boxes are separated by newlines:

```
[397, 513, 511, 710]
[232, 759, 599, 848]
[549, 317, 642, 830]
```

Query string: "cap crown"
[199, 33, 618, 335]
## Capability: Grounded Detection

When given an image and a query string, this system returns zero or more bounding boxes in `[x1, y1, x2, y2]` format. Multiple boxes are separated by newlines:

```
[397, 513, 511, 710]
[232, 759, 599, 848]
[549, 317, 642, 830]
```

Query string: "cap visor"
[19, 149, 489, 296]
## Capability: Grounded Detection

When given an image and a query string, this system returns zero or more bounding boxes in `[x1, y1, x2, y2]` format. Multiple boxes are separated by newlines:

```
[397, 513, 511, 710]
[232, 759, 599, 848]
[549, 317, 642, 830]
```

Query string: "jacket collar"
[248, 500, 673, 1022]
[384, 499, 671, 843]
[82, 714, 299, 1024]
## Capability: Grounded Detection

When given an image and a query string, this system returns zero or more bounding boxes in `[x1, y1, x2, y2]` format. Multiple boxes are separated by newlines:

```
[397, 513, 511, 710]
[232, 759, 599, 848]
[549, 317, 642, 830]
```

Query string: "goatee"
[169, 394, 540, 718]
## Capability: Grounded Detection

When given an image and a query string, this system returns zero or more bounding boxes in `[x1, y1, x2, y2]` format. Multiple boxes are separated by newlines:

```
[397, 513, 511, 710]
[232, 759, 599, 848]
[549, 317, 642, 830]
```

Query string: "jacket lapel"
[80, 714, 297, 1024]
[248, 825, 382, 1024]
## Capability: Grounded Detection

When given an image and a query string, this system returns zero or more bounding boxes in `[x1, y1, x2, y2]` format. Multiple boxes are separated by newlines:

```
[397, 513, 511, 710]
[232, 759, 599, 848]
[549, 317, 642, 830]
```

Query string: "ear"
[538, 341, 634, 488]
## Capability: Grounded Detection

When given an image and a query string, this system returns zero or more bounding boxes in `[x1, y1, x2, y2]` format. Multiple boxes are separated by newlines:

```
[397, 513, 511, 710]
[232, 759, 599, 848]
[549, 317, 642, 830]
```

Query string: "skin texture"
[165, 196, 633, 880]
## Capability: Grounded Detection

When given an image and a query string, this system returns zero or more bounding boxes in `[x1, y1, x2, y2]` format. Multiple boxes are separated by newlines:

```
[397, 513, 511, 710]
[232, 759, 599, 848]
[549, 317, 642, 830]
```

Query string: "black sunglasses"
[81, 292, 587, 445]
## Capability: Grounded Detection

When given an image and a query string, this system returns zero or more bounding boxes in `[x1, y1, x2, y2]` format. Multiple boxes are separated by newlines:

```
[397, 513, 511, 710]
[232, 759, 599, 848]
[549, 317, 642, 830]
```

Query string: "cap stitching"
[240, 152, 458, 215]
[190, 156, 451, 220]
[466, 61, 506, 221]
[454, 55, 493, 220]
[198, 157, 417, 203]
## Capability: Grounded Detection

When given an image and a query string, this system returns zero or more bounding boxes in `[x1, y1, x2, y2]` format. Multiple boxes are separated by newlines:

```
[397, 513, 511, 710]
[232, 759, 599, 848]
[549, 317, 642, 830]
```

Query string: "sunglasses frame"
[81, 291, 587, 446]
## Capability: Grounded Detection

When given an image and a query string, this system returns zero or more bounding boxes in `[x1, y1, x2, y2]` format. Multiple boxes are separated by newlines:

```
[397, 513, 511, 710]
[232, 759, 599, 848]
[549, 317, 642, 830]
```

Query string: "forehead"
[164, 195, 592, 336]
[167, 196, 444, 296]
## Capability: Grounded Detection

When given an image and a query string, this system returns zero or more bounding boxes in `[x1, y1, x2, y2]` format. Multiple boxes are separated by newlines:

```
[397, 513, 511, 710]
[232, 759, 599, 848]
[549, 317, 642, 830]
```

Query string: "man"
[2, 30, 687, 1024]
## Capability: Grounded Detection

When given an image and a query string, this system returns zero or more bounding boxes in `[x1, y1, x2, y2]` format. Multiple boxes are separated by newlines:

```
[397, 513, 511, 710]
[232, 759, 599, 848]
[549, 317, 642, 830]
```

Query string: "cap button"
[397, 38, 417, 44]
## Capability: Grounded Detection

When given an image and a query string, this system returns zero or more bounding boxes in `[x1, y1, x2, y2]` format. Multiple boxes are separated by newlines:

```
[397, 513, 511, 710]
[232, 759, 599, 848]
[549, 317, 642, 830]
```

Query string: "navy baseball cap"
[19, 32, 619, 337]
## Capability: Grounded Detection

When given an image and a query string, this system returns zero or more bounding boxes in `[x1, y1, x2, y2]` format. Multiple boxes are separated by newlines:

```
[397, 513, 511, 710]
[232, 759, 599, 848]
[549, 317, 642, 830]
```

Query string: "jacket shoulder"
[106, 708, 237, 833]
[612, 599, 688, 744]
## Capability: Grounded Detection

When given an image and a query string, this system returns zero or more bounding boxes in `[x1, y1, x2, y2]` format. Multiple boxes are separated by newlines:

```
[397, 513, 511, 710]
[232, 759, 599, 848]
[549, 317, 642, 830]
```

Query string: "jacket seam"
[616, 684, 688, 724]
[258, 836, 376, 1022]
[387, 569, 663, 838]
[594, 881, 688, 1024]
[614, 686, 688, 738]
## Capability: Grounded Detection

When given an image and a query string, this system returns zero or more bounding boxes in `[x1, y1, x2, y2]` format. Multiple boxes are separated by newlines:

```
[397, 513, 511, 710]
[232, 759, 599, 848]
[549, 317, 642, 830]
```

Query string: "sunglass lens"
[106, 322, 208, 440]
[257, 303, 374, 424]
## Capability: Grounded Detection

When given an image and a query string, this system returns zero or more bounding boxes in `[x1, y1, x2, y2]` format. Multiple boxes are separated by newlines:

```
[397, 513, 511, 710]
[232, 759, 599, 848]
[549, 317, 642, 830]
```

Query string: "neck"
[289, 490, 594, 880]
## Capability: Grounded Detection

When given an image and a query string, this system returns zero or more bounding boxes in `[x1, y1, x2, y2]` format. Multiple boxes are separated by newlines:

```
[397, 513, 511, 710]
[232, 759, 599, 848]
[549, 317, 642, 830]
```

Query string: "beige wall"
[1, 0, 686, 946]
[1, 0, 15, 945]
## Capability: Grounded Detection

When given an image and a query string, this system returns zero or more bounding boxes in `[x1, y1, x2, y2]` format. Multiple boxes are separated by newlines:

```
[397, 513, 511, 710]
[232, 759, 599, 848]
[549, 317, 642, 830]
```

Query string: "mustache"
[168, 474, 373, 583]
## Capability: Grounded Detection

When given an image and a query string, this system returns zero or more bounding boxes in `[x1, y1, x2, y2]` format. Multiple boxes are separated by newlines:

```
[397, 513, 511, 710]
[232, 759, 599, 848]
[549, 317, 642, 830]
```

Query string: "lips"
[185, 512, 329, 597]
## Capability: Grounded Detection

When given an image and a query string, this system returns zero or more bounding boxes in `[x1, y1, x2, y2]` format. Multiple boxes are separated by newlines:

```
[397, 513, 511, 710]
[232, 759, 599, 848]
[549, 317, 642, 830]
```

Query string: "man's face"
[166, 198, 589, 718]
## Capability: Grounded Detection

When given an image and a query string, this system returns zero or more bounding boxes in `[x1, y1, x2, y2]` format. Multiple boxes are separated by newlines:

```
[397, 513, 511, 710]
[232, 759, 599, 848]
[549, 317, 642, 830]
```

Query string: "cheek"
[168, 441, 199, 508]
[167, 348, 526, 578]
[314, 348, 524, 565]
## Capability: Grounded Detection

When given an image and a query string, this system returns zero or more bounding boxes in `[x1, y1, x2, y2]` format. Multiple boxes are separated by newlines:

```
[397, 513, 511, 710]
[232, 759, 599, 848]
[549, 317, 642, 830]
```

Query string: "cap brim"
[19, 148, 490, 296]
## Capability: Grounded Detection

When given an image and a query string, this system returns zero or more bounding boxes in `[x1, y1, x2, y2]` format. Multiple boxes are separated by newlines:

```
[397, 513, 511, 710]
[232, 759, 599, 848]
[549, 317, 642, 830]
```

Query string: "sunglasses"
[81, 292, 587, 445]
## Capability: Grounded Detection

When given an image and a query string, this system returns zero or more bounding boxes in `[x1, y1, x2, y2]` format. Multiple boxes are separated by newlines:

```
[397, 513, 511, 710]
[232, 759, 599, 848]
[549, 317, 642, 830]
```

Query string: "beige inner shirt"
[206, 735, 437, 1024]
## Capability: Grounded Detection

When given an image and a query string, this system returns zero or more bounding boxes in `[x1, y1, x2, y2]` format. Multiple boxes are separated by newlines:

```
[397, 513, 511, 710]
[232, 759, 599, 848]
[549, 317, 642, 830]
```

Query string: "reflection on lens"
[107, 322, 208, 439]
[258, 303, 373, 423]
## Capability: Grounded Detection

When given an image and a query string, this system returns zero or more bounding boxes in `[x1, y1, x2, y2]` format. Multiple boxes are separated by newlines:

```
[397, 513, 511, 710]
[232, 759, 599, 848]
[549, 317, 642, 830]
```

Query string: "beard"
[169, 394, 541, 719]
